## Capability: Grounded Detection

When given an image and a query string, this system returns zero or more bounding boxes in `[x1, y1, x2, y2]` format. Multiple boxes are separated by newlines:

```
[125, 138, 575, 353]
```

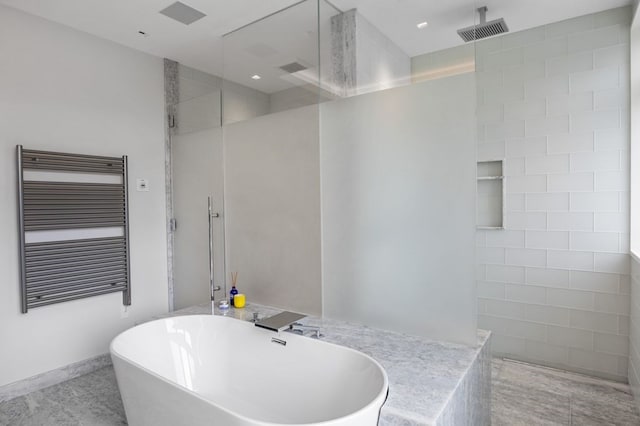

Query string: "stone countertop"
[159, 303, 490, 425]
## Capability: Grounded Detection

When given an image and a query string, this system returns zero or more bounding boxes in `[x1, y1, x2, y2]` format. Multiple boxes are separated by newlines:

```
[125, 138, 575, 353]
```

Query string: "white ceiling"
[0, 0, 632, 88]
[335, 0, 632, 57]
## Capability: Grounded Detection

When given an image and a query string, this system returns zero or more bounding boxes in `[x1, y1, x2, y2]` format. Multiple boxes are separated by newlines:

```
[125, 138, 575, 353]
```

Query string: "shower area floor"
[492, 358, 640, 425]
[0, 358, 639, 425]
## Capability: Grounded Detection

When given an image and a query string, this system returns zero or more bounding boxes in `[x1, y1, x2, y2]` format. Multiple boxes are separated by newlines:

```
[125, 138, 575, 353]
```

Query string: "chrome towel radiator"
[17, 146, 131, 313]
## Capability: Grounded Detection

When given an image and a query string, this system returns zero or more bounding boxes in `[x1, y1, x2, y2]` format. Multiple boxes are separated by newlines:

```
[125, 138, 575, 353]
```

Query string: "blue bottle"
[230, 285, 239, 307]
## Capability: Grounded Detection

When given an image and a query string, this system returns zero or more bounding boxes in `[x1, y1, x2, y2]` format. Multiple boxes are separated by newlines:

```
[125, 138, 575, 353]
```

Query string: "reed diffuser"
[230, 272, 239, 306]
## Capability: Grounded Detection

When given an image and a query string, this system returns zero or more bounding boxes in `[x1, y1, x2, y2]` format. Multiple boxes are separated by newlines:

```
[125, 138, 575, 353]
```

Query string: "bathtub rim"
[110, 314, 389, 426]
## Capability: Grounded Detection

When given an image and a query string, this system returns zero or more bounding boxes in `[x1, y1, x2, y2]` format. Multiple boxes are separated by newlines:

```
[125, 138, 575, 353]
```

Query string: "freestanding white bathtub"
[110, 315, 388, 426]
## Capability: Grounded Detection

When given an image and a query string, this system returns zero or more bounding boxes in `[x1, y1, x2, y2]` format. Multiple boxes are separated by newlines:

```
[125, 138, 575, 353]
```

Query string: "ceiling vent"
[279, 62, 308, 74]
[160, 2, 206, 25]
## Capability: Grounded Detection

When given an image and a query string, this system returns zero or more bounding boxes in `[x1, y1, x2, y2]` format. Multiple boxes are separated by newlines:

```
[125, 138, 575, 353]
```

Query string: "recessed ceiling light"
[417, 21, 428, 29]
[251, 75, 261, 80]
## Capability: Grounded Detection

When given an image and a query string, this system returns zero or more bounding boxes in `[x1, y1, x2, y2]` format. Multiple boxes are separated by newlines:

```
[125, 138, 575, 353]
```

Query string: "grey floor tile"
[493, 382, 570, 426]
[570, 397, 640, 426]
[0, 396, 29, 426]
[496, 361, 578, 397]
[492, 358, 640, 426]
[0, 367, 126, 426]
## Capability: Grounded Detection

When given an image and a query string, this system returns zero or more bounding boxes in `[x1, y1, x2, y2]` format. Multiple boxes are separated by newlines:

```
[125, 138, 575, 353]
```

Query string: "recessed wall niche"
[477, 160, 504, 229]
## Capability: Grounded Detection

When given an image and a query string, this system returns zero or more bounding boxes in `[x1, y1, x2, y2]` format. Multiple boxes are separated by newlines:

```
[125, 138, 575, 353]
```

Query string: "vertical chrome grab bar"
[208, 196, 214, 301]
[208, 197, 221, 301]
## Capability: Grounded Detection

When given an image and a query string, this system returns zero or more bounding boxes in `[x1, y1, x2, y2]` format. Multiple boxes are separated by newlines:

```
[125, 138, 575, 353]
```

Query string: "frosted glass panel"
[223, 106, 322, 315]
[320, 74, 478, 345]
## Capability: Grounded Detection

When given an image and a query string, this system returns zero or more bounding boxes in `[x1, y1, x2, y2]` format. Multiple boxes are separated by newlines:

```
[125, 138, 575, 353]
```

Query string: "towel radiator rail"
[17, 146, 131, 313]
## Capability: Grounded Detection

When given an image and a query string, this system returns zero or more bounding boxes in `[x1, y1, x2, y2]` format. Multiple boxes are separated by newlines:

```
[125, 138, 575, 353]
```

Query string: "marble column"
[330, 9, 357, 98]
[163, 58, 178, 312]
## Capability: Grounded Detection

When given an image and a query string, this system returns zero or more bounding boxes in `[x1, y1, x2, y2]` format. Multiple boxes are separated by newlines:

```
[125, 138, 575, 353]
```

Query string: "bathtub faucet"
[255, 311, 307, 332]
[255, 311, 323, 338]
[287, 323, 323, 339]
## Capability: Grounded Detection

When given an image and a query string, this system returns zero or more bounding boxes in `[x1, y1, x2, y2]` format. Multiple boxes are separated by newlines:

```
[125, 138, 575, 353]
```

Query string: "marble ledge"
[159, 303, 492, 426]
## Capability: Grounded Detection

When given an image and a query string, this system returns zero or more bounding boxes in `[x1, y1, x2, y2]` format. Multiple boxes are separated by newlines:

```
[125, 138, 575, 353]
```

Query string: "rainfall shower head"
[457, 6, 509, 42]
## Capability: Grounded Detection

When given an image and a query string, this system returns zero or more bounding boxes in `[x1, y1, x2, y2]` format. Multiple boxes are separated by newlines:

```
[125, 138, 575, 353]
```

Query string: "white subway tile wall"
[476, 7, 631, 381]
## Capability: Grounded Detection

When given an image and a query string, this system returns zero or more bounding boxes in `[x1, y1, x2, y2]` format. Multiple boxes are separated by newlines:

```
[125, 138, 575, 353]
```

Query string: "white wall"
[473, 7, 631, 381]
[223, 105, 322, 315]
[411, 44, 476, 83]
[321, 73, 478, 345]
[0, 5, 168, 386]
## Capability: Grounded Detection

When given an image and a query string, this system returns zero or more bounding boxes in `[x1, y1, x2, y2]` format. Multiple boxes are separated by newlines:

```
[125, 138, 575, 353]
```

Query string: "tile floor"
[0, 367, 125, 426]
[1, 358, 639, 425]
[492, 358, 640, 426]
